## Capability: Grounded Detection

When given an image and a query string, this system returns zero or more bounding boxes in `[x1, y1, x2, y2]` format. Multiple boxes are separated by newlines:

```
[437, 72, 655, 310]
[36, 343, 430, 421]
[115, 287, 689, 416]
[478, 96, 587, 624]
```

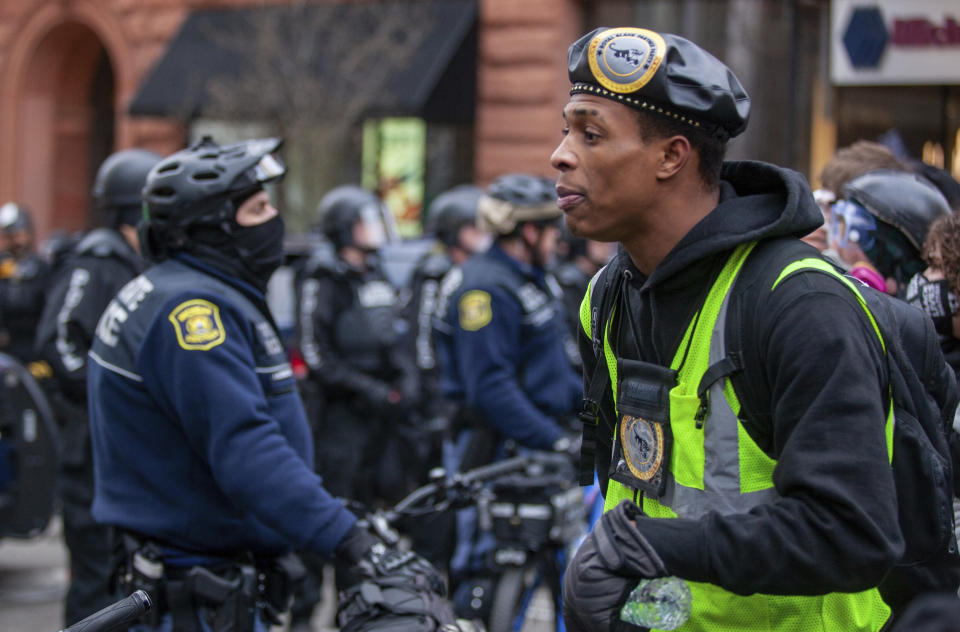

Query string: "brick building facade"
[0, 0, 579, 239]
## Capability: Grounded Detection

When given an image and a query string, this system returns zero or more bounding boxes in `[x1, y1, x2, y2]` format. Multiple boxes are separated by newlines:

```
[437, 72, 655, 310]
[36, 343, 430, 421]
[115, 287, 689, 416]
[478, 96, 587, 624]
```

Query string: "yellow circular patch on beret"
[587, 27, 665, 94]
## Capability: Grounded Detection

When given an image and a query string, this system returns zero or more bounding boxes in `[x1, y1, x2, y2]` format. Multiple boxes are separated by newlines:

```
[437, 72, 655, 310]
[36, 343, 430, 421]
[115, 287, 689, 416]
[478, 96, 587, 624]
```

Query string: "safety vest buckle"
[695, 395, 709, 429]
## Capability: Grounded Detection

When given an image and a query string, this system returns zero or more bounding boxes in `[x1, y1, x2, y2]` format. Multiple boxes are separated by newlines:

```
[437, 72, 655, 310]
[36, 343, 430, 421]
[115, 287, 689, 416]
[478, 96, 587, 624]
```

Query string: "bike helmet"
[92, 148, 162, 227]
[140, 136, 285, 258]
[318, 185, 387, 250]
[477, 174, 560, 235]
[0, 202, 33, 235]
[841, 170, 950, 253]
[425, 185, 482, 248]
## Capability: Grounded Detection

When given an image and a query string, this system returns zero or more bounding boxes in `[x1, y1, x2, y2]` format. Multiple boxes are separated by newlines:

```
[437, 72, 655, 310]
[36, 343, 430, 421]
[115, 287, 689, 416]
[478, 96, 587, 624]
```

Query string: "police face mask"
[233, 214, 286, 291]
[906, 272, 959, 336]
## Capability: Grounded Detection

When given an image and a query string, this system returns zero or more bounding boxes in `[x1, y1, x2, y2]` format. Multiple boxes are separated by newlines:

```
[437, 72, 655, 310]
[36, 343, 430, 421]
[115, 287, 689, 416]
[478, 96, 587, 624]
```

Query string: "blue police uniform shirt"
[435, 245, 582, 449]
[87, 254, 355, 557]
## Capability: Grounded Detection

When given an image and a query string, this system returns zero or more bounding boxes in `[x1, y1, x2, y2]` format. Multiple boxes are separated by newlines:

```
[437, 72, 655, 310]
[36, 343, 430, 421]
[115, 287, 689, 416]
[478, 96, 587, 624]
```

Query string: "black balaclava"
[187, 190, 286, 293]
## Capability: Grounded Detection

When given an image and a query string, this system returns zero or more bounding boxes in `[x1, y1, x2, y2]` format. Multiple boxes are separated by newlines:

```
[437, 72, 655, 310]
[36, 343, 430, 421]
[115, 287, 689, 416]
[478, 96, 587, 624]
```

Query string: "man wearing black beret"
[554, 28, 906, 631]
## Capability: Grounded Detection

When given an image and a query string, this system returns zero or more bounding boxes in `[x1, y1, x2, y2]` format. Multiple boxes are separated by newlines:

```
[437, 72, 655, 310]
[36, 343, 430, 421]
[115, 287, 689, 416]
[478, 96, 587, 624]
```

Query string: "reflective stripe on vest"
[581, 243, 891, 632]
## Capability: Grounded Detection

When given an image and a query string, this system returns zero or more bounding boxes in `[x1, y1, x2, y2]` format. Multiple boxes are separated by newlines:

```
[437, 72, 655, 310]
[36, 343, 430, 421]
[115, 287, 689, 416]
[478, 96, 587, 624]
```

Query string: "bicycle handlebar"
[59, 590, 152, 632]
[384, 451, 574, 522]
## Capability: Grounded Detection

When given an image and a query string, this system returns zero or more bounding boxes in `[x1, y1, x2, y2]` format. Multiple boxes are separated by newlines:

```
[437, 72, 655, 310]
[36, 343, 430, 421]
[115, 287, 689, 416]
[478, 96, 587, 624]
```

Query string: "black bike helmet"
[0, 202, 33, 235]
[841, 169, 951, 252]
[317, 185, 385, 250]
[425, 185, 482, 248]
[92, 148, 162, 227]
[141, 136, 285, 258]
[477, 174, 560, 235]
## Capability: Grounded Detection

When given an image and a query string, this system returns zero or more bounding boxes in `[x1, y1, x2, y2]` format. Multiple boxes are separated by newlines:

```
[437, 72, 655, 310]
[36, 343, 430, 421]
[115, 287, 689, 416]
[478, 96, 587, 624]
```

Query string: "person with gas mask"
[433, 174, 582, 616]
[32, 149, 159, 625]
[0, 202, 50, 363]
[85, 137, 442, 632]
[296, 184, 419, 507]
[829, 169, 950, 296]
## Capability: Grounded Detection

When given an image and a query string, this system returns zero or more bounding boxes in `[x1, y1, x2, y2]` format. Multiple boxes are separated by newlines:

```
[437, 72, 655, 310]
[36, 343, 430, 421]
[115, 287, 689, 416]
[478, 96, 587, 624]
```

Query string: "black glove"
[334, 524, 446, 596]
[366, 381, 407, 416]
[563, 500, 668, 632]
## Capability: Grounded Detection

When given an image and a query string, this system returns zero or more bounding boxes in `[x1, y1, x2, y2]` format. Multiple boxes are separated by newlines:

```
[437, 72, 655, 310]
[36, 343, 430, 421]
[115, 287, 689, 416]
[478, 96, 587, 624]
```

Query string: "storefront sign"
[832, 0, 960, 85]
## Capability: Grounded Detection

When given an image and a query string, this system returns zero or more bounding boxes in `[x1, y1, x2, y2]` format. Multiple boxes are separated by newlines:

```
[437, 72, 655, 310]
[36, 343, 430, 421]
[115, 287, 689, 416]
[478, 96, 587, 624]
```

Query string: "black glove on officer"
[334, 523, 446, 596]
[563, 499, 668, 632]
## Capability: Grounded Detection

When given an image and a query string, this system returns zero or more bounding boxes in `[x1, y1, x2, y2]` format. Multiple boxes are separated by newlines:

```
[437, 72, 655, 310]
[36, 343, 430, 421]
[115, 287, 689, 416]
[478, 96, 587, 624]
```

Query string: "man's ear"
[656, 135, 692, 181]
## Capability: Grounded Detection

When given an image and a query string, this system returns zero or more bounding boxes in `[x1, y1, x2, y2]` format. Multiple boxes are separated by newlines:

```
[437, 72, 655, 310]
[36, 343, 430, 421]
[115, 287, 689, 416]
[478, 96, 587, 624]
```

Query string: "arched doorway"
[17, 21, 114, 238]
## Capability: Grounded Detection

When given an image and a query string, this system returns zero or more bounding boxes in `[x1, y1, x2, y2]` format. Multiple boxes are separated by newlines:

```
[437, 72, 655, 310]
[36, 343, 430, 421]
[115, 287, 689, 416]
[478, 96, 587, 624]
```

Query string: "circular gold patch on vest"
[620, 414, 664, 481]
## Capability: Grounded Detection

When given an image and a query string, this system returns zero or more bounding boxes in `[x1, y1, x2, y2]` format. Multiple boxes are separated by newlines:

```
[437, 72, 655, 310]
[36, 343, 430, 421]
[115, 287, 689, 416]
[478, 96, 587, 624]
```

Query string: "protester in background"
[906, 211, 960, 379]
[0, 202, 50, 363]
[830, 169, 950, 296]
[34, 149, 159, 625]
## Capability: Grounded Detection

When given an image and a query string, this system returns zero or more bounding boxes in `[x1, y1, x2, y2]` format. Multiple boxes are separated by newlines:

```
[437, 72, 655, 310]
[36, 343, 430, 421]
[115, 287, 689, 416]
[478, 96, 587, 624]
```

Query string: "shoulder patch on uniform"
[458, 290, 493, 331]
[168, 299, 226, 351]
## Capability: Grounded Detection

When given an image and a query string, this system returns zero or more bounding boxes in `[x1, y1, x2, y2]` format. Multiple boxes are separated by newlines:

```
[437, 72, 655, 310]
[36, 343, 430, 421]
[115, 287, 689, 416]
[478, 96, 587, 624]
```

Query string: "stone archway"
[0, 1, 137, 241]
[17, 22, 114, 236]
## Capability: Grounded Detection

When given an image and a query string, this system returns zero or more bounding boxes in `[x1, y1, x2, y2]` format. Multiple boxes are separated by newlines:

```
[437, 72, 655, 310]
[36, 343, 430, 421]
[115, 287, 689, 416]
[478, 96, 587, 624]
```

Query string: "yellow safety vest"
[580, 242, 893, 632]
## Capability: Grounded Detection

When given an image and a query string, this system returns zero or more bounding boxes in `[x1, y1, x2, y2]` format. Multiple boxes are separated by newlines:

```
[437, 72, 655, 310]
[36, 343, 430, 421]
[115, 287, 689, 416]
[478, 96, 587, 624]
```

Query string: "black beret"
[567, 27, 751, 139]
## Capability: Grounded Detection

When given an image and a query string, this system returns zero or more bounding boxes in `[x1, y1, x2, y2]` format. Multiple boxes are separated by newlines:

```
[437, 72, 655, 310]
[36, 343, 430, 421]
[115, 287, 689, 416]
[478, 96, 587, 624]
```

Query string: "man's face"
[535, 224, 561, 266]
[457, 225, 491, 255]
[550, 94, 660, 243]
[5, 229, 32, 258]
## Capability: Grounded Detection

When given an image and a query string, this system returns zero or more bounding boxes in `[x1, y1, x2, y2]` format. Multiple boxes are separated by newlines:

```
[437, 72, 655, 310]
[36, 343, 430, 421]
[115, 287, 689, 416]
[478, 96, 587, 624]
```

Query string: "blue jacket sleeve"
[453, 285, 563, 449]
[138, 294, 355, 556]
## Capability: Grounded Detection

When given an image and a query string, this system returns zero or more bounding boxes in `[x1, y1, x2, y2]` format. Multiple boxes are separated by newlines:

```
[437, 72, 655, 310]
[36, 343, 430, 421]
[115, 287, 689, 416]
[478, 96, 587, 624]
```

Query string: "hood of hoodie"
[644, 160, 823, 288]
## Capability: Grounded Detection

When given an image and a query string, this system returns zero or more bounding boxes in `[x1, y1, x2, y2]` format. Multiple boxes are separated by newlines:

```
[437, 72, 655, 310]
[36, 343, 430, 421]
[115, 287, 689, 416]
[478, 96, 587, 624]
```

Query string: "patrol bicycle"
[351, 450, 593, 632]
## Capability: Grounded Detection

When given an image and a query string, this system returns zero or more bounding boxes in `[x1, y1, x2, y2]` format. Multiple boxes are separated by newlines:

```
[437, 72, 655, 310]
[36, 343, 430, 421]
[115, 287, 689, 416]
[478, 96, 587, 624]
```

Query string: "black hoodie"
[582, 161, 903, 596]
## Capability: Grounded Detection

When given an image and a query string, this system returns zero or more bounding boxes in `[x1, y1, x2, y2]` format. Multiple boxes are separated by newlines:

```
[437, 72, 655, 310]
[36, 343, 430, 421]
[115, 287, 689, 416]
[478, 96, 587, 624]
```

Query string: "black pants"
[59, 459, 118, 626]
[314, 400, 388, 507]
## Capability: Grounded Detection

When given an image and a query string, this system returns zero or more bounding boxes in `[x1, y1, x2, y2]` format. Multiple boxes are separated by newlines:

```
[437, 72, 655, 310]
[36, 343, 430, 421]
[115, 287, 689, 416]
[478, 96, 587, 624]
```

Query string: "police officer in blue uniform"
[87, 137, 440, 632]
[434, 174, 582, 617]
[435, 174, 581, 465]
[399, 185, 489, 575]
[34, 148, 160, 625]
[406, 185, 488, 476]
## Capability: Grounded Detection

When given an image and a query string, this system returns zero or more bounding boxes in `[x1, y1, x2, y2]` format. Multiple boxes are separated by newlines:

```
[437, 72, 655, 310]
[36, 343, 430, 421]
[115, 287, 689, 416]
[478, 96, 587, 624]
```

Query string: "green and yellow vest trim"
[579, 243, 892, 632]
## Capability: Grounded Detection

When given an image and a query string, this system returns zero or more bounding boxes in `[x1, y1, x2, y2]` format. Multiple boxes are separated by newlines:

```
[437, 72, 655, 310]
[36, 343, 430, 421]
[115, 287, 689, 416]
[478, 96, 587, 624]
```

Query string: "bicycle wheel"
[488, 565, 558, 632]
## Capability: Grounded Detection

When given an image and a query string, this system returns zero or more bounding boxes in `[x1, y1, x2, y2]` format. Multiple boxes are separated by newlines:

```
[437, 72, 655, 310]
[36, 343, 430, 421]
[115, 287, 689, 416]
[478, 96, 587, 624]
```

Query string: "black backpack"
[581, 238, 960, 615]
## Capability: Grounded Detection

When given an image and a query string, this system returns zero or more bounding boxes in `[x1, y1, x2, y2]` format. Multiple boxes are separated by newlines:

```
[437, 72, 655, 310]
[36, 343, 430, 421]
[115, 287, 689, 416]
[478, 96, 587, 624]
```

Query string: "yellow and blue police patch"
[458, 290, 492, 331]
[168, 299, 226, 351]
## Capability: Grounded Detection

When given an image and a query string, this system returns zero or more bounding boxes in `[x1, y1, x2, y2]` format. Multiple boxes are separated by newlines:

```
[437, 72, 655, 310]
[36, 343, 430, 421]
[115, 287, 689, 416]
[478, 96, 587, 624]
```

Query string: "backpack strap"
[578, 261, 622, 486]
